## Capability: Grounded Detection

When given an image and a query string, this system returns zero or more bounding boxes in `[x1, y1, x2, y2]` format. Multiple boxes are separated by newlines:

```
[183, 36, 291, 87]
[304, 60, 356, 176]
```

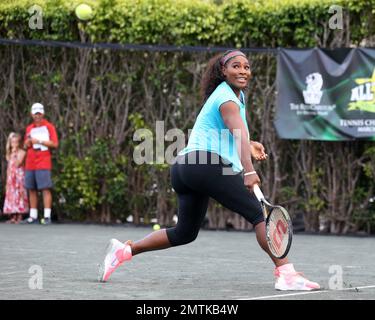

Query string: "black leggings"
[166, 151, 264, 246]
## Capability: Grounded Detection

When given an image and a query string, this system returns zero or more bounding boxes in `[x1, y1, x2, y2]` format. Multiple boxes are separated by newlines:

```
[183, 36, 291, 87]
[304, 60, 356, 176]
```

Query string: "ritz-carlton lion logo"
[303, 73, 323, 105]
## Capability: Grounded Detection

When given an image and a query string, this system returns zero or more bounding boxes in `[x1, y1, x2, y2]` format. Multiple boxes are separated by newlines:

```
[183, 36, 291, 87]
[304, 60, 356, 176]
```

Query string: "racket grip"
[253, 184, 264, 202]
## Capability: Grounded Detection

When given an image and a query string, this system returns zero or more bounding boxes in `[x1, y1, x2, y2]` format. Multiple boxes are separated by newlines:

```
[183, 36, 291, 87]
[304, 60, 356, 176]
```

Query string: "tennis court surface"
[0, 224, 374, 300]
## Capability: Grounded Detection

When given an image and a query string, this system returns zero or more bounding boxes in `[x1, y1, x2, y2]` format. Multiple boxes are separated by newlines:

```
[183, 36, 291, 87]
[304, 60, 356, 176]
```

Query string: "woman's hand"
[250, 141, 268, 161]
[244, 173, 261, 192]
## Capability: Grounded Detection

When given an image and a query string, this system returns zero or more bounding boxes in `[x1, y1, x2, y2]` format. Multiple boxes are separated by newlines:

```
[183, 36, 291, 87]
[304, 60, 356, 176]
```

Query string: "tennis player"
[99, 50, 320, 291]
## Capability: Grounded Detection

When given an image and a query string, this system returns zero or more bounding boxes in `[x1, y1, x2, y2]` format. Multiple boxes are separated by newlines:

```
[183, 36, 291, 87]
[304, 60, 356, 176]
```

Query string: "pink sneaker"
[274, 263, 320, 291]
[98, 239, 132, 282]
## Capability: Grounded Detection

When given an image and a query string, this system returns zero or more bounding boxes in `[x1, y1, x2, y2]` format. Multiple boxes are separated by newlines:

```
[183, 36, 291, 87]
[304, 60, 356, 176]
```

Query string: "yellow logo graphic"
[348, 69, 375, 113]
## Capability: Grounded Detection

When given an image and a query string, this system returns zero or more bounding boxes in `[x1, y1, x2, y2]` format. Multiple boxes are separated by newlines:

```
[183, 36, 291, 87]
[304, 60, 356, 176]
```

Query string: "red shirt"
[24, 119, 58, 170]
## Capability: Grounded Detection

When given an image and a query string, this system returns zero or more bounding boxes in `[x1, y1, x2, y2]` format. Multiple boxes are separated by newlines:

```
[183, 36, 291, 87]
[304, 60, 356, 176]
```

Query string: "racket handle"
[253, 184, 265, 202]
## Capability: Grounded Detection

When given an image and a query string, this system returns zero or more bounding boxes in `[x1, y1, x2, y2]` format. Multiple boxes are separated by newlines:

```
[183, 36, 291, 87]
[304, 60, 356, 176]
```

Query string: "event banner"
[275, 48, 375, 140]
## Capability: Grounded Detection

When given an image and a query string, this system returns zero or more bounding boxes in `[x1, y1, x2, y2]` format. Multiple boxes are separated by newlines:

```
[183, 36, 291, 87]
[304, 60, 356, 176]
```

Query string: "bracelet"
[244, 171, 257, 176]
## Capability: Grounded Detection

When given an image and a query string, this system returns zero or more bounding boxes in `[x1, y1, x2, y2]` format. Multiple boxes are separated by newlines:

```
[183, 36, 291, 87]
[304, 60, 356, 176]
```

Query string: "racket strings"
[267, 208, 290, 257]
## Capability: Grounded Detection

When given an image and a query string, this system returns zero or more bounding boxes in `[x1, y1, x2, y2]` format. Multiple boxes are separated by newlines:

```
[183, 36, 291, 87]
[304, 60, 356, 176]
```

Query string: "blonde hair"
[5, 132, 22, 161]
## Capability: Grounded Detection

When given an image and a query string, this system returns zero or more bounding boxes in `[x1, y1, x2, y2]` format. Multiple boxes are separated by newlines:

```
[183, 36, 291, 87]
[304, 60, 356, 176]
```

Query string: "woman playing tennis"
[99, 50, 320, 291]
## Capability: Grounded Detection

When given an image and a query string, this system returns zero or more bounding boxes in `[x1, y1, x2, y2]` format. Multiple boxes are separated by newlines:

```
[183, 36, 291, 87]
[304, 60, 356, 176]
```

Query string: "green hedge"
[1, 0, 375, 232]
[0, 0, 374, 46]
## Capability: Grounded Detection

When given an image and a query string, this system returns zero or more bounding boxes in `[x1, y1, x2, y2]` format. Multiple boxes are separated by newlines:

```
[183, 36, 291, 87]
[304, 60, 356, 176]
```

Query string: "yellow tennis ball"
[75, 3, 93, 21]
[153, 224, 161, 231]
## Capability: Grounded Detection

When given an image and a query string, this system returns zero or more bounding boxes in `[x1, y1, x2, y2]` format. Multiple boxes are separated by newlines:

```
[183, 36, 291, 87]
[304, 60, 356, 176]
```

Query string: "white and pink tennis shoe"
[274, 263, 320, 291]
[99, 239, 132, 282]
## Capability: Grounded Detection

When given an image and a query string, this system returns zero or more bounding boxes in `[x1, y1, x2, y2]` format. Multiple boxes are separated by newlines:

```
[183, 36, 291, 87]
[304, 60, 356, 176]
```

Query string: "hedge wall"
[0, 0, 374, 46]
[1, 0, 375, 234]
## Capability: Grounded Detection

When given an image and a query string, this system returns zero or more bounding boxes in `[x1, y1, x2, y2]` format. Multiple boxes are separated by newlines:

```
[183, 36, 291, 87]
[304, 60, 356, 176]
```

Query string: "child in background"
[3, 132, 29, 223]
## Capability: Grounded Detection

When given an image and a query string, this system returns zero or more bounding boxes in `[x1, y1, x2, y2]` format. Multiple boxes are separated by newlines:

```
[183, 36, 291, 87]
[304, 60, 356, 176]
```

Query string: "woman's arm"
[220, 101, 260, 191]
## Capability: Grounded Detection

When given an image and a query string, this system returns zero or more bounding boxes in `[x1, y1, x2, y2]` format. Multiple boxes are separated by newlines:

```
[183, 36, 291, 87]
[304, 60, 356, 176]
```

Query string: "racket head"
[264, 204, 293, 259]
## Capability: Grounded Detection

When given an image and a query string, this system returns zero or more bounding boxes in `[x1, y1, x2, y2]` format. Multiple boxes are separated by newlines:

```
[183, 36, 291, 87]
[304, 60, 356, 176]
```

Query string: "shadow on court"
[0, 223, 374, 300]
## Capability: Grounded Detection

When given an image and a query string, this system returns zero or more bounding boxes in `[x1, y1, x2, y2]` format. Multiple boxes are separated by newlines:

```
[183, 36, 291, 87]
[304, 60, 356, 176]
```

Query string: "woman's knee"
[167, 227, 199, 246]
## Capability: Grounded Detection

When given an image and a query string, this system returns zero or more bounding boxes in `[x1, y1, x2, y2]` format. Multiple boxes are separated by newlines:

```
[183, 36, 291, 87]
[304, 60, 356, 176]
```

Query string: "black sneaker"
[40, 218, 52, 225]
[20, 217, 39, 224]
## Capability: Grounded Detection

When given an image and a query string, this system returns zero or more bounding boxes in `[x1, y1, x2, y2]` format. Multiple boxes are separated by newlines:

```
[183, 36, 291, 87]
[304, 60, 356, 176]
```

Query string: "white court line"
[237, 285, 375, 300]
[1, 248, 77, 254]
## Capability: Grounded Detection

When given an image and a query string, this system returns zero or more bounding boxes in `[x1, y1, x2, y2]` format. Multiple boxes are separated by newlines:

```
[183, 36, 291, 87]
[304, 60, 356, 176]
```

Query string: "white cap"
[31, 103, 44, 115]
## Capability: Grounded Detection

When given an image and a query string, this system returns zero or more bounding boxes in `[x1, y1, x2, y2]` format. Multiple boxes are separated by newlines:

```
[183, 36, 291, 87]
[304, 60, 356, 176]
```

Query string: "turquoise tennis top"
[178, 81, 249, 172]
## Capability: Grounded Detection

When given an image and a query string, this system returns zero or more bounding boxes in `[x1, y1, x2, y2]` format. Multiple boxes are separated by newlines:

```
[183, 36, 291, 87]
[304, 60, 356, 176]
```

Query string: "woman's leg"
[99, 189, 209, 282]
[100, 154, 211, 282]
[128, 229, 170, 256]
[254, 222, 288, 267]
[196, 162, 319, 290]
[188, 161, 288, 267]
[127, 158, 210, 256]
[129, 191, 209, 256]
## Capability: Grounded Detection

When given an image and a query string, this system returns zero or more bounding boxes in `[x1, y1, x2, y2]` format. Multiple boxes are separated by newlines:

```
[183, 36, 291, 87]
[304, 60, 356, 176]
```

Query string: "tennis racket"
[253, 184, 293, 259]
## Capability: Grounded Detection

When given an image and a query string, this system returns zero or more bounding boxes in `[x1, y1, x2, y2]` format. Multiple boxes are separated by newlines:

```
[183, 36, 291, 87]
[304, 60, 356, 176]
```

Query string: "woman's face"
[222, 56, 251, 90]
